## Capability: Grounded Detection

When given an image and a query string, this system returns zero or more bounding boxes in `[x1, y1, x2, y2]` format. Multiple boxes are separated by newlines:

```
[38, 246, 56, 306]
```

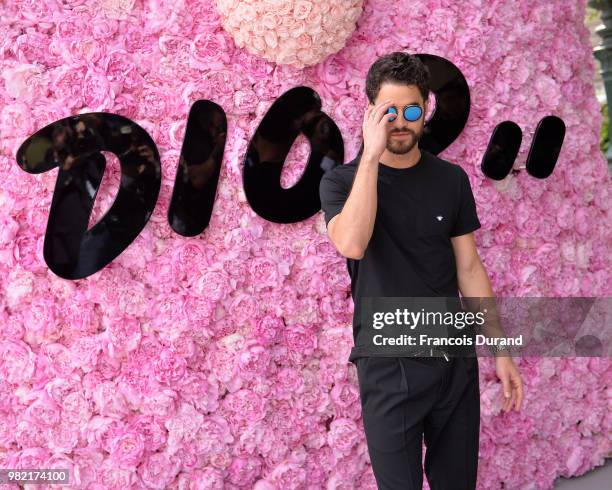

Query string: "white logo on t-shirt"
[436, 215, 443, 221]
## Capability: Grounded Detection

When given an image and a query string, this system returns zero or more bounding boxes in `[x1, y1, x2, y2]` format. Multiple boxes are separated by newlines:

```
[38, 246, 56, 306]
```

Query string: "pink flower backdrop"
[0, 0, 611, 489]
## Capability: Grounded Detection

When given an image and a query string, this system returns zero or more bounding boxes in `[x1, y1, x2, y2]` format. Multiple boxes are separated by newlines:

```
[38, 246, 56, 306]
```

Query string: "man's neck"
[380, 146, 422, 169]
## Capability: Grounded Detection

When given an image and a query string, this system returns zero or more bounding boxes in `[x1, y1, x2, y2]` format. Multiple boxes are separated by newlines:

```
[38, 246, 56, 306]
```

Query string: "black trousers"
[354, 355, 480, 490]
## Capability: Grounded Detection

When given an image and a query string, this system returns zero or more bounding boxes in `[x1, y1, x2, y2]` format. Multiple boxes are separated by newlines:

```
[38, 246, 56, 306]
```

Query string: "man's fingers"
[365, 101, 391, 133]
[502, 397, 510, 412]
[367, 99, 391, 121]
[499, 374, 512, 411]
[378, 112, 395, 127]
[372, 100, 394, 123]
[501, 375, 511, 399]
[514, 375, 524, 411]
[365, 105, 377, 126]
[504, 391, 513, 411]
[368, 104, 379, 121]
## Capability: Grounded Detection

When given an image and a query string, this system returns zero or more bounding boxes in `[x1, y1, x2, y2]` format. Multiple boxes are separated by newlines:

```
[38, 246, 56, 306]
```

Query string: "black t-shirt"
[319, 149, 481, 363]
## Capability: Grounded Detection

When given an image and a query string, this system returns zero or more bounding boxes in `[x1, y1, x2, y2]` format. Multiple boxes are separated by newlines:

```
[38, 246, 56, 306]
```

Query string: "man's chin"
[388, 134, 423, 154]
[387, 143, 415, 155]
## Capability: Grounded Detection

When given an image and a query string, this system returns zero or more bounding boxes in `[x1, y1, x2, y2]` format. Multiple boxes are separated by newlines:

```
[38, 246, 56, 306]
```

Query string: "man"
[319, 52, 524, 490]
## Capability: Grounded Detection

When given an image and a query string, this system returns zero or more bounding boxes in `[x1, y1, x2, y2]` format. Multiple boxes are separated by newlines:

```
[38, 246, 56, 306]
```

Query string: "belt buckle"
[411, 348, 426, 358]
[431, 347, 450, 362]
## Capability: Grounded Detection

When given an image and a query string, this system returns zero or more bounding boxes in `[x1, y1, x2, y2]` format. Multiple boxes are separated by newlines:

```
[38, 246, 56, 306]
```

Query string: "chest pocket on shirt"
[416, 207, 454, 238]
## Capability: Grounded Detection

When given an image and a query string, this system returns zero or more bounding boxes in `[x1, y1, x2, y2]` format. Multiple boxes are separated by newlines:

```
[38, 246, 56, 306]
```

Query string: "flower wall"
[0, 0, 610, 489]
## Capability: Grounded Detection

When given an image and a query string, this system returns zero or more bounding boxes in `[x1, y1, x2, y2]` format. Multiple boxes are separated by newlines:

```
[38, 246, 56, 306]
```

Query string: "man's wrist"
[361, 150, 381, 165]
[489, 342, 511, 357]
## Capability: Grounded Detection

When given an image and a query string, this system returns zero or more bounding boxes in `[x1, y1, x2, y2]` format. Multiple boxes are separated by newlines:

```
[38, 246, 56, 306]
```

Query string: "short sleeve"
[450, 168, 481, 237]
[319, 168, 350, 228]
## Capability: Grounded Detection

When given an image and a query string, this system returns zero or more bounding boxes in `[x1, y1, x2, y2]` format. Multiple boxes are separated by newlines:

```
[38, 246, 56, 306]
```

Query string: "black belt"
[408, 347, 450, 362]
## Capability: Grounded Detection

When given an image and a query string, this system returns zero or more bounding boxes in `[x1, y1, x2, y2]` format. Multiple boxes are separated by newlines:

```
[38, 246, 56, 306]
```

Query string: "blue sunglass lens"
[404, 105, 422, 121]
[386, 106, 398, 121]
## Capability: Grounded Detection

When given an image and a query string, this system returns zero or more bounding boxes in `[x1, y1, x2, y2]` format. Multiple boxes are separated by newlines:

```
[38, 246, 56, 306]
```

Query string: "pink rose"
[192, 415, 234, 456]
[45, 453, 80, 487]
[96, 352, 122, 380]
[223, 389, 267, 426]
[70, 336, 102, 373]
[228, 292, 261, 328]
[190, 267, 231, 301]
[153, 348, 187, 384]
[37, 343, 74, 380]
[46, 421, 80, 453]
[266, 460, 307, 488]
[252, 314, 283, 346]
[62, 391, 92, 425]
[274, 367, 304, 399]
[233, 88, 259, 115]
[2, 63, 48, 102]
[170, 332, 196, 360]
[12, 447, 52, 470]
[109, 429, 145, 468]
[250, 257, 282, 291]
[165, 402, 204, 454]
[0, 102, 36, 139]
[107, 317, 142, 356]
[44, 377, 79, 404]
[4, 269, 34, 309]
[238, 341, 272, 379]
[150, 291, 190, 331]
[91, 17, 118, 40]
[138, 452, 179, 490]
[98, 457, 136, 489]
[534, 74, 561, 109]
[92, 381, 129, 418]
[83, 69, 112, 110]
[191, 32, 230, 70]
[140, 388, 178, 418]
[330, 380, 360, 409]
[227, 455, 262, 486]
[177, 467, 225, 489]
[60, 301, 101, 343]
[171, 240, 208, 280]
[0, 340, 35, 384]
[178, 371, 220, 412]
[129, 414, 167, 452]
[22, 297, 60, 344]
[283, 322, 317, 356]
[24, 393, 62, 427]
[184, 293, 216, 325]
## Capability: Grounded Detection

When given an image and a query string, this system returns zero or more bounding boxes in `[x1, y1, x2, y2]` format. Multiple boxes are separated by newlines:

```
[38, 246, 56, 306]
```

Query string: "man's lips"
[391, 132, 411, 137]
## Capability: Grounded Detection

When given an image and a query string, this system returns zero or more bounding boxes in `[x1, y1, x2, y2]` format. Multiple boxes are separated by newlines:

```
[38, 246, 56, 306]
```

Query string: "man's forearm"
[458, 262, 509, 354]
[332, 152, 380, 258]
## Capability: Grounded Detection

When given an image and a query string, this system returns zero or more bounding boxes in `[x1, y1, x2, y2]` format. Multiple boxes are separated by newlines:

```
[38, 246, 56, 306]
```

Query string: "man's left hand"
[495, 355, 524, 412]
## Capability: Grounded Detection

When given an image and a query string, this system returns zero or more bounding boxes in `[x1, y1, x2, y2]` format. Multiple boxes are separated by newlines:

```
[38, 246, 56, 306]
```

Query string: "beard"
[386, 125, 424, 155]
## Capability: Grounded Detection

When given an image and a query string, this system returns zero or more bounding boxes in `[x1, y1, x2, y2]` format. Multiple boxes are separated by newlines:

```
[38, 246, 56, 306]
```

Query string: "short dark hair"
[365, 52, 430, 105]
